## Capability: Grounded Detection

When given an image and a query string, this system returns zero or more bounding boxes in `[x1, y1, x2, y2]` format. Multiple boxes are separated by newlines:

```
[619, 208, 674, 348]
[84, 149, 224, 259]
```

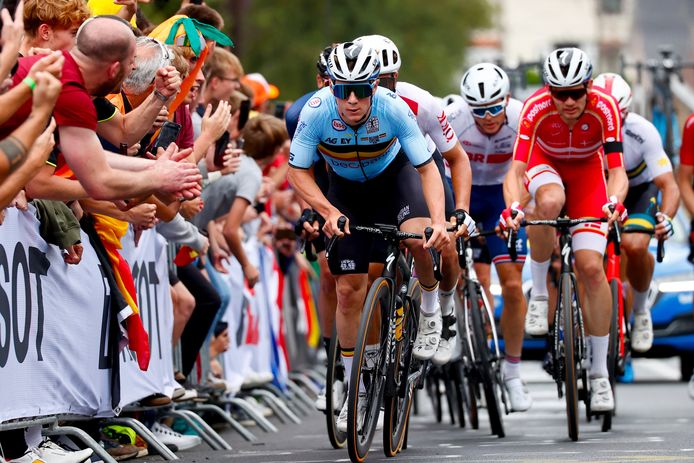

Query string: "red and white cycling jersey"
[396, 81, 457, 155]
[681, 113, 694, 167]
[514, 86, 625, 253]
[513, 86, 624, 169]
[445, 98, 522, 185]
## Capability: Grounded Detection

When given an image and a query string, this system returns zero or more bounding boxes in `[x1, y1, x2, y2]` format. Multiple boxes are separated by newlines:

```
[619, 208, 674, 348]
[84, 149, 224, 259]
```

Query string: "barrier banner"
[117, 228, 177, 408]
[0, 208, 111, 422]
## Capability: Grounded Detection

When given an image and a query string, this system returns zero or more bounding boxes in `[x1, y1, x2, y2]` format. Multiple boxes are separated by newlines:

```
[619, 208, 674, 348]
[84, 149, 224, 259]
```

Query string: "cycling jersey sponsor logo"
[295, 121, 307, 136]
[397, 205, 411, 223]
[625, 129, 645, 144]
[308, 97, 321, 108]
[332, 119, 346, 131]
[366, 116, 380, 133]
[340, 259, 356, 271]
[519, 134, 530, 140]
[581, 123, 589, 131]
[387, 91, 397, 99]
[407, 111, 416, 121]
[360, 133, 386, 142]
[596, 100, 615, 132]
[525, 99, 552, 123]
[438, 111, 455, 142]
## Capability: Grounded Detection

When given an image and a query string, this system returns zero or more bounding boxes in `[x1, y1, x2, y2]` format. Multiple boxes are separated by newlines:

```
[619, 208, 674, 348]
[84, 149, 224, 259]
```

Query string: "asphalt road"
[176, 359, 694, 463]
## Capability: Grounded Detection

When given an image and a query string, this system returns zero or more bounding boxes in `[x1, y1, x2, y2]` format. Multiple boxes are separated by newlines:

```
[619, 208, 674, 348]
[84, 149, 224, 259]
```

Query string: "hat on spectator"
[242, 73, 280, 109]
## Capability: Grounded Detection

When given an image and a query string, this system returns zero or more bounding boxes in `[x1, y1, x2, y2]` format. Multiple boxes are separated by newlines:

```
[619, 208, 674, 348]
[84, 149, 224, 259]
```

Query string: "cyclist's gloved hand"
[424, 223, 451, 251]
[602, 195, 628, 224]
[655, 212, 674, 239]
[296, 208, 320, 240]
[324, 210, 349, 238]
[451, 209, 476, 238]
[499, 201, 524, 231]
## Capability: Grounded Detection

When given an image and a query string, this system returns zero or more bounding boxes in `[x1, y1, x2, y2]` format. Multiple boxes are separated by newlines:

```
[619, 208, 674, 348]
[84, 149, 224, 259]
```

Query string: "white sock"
[420, 284, 440, 315]
[439, 287, 455, 316]
[632, 288, 649, 314]
[530, 258, 550, 299]
[24, 426, 42, 449]
[589, 335, 609, 378]
[342, 353, 353, 394]
[502, 355, 521, 380]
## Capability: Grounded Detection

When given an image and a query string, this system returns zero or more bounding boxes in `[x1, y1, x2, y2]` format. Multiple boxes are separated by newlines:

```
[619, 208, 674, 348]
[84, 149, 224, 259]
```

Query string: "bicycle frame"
[459, 238, 502, 363]
[606, 236, 627, 368]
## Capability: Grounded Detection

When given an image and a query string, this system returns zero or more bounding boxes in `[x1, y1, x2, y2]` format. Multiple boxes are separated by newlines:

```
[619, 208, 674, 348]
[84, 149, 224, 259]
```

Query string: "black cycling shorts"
[623, 181, 659, 231]
[326, 151, 431, 275]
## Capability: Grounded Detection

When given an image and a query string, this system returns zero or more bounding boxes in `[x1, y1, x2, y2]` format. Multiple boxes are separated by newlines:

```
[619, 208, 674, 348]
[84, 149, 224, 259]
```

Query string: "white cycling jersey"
[445, 97, 522, 185]
[621, 112, 673, 186]
[396, 81, 457, 155]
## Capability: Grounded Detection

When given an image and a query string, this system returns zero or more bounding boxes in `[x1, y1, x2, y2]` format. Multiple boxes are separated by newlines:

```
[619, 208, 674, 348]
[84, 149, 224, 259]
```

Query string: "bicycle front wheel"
[467, 279, 505, 438]
[602, 278, 621, 432]
[561, 274, 579, 441]
[326, 325, 347, 448]
[348, 277, 390, 463]
[383, 279, 417, 457]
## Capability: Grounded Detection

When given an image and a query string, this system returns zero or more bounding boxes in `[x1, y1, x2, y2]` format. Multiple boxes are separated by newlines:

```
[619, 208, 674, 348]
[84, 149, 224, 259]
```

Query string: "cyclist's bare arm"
[677, 164, 694, 215]
[288, 165, 344, 237]
[441, 141, 471, 211]
[606, 164, 628, 203]
[417, 160, 448, 249]
[503, 160, 527, 206]
[653, 171, 681, 219]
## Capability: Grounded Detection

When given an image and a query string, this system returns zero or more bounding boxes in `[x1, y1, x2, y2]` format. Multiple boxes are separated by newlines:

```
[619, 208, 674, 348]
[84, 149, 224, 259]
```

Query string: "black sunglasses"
[550, 86, 588, 102]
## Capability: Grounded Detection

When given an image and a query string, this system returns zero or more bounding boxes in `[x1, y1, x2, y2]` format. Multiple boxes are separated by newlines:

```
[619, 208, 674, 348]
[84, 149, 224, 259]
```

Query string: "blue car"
[491, 214, 694, 380]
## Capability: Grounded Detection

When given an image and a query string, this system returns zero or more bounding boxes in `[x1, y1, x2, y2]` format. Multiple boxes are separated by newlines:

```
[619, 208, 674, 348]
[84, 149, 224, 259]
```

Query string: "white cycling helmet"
[460, 63, 510, 105]
[543, 47, 593, 87]
[354, 34, 401, 74]
[593, 72, 632, 113]
[327, 42, 381, 83]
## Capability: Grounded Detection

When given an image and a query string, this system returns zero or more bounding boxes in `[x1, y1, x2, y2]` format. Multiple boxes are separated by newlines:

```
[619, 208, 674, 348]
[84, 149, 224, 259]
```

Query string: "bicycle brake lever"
[325, 215, 347, 260]
[424, 227, 443, 281]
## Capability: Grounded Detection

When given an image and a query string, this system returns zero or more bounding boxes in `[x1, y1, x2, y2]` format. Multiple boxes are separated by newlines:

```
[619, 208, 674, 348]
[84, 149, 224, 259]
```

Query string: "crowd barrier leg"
[106, 417, 178, 460]
[302, 367, 326, 384]
[219, 398, 278, 433]
[288, 372, 321, 397]
[43, 424, 117, 463]
[286, 379, 318, 412]
[257, 383, 308, 417]
[250, 389, 301, 425]
[172, 409, 232, 450]
[164, 410, 224, 450]
[185, 404, 256, 442]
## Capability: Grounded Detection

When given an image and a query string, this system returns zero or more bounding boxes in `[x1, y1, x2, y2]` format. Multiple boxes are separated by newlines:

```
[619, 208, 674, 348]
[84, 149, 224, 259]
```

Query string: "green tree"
[141, 0, 491, 100]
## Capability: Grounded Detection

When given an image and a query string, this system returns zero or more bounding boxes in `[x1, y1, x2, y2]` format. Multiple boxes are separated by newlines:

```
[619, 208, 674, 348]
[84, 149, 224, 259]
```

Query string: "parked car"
[491, 213, 694, 380]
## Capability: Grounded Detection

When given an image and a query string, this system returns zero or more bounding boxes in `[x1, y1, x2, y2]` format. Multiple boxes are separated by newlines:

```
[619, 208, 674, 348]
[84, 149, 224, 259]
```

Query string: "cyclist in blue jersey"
[287, 42, 450, 431]
[286, 45, 344, 412]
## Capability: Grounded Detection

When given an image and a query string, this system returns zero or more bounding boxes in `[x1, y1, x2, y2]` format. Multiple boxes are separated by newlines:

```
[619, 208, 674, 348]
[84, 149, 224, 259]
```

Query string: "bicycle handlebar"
[325, 216, 443, 281]
[424, 227, 443, 281]
[295, 209, 318, 262]
[620, 227, 665, 263]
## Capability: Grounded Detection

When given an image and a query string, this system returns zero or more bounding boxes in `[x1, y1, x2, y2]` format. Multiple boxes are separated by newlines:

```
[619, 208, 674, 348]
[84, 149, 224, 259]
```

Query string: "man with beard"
[1, 15, 201, 202]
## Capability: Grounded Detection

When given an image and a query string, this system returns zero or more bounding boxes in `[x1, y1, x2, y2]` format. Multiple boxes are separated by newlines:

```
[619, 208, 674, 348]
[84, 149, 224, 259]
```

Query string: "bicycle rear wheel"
[602, 278, 621, 432]
[467, 279, 505, 438]
[326, 325, 347, 448]
[561, 274, 579, 441]
[383, 281, 417, 457]
[348, 277, 390, 463]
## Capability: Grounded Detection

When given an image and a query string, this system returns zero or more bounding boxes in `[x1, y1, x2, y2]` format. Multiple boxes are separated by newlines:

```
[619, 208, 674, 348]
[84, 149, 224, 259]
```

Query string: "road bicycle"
[598, 225, 664, 432]
[456, 224, 508, 438]
[326, 218, 440, 462]
[509, 216, 607, 441]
